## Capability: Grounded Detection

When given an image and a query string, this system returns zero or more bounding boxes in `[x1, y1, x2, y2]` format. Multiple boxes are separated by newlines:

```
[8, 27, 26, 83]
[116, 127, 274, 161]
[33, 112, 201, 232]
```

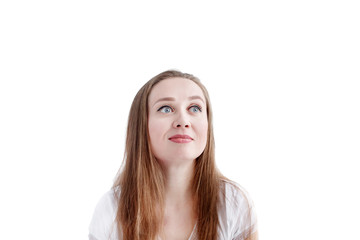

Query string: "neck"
[163, 161, 195, 205]
[160, 160, 198, 235]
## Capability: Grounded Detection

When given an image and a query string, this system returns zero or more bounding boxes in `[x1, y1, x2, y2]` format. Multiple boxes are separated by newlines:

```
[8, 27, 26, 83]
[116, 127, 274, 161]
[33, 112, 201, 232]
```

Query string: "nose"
[174, 123, 190, 128]
[173, 112, 191, 129]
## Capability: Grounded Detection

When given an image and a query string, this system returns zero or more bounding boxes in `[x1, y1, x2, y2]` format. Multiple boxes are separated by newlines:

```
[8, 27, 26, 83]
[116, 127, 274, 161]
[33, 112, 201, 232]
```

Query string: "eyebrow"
[152, 95, 205, 107]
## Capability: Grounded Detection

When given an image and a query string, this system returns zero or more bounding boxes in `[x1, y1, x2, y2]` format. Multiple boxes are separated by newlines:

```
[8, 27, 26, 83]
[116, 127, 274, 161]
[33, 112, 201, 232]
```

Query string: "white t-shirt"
[89, 180, 257, 240]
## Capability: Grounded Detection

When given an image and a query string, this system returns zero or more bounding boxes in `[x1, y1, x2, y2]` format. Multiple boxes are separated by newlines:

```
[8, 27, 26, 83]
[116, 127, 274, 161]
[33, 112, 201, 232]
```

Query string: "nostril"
[185, 125, 189, 128]
[177, 124, 181, 127]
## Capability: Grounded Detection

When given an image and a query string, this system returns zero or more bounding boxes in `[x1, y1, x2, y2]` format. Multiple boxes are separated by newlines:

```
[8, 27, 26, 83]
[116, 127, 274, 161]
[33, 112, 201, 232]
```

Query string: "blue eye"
[189, 105, 202, 113]
[158, 106, 173, 113]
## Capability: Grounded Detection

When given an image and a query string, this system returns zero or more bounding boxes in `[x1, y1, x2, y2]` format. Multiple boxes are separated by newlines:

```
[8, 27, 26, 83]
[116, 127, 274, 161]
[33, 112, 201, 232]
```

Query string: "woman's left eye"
[189, 105, 202, 113]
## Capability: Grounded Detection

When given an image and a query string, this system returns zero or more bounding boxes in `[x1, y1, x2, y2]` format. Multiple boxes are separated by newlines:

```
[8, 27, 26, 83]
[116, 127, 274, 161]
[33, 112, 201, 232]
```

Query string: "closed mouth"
[168, 134, 193, 140]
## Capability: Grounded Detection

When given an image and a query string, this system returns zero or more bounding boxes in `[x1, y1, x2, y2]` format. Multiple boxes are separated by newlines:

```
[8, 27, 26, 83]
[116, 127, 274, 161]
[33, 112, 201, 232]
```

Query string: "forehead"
[148, 77, 205, 103]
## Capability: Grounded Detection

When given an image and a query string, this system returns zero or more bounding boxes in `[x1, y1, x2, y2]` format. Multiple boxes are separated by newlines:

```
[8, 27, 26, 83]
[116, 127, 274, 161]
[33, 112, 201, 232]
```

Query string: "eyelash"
[157, 105, 202, 113]
[189, 105, 202, 112]
[157, 105, 173, 113]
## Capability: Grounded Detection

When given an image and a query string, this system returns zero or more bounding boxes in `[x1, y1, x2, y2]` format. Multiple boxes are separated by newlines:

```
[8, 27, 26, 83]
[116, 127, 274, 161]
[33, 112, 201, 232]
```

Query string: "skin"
[246, 232, 259, 240]
[148, 77, 208, 240]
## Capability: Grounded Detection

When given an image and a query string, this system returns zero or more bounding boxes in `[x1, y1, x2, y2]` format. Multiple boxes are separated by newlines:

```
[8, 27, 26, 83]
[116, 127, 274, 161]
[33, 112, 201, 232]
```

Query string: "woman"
[89, 70, 258, 240]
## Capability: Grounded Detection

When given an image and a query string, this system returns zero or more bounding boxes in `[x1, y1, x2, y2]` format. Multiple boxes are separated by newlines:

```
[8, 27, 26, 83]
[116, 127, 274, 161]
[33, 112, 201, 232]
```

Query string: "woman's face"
[148, 77, 208, 166]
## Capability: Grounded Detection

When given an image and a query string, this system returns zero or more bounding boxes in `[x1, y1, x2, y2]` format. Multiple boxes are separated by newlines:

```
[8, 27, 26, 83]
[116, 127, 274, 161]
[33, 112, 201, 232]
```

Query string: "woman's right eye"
[158, 106, 173, 113]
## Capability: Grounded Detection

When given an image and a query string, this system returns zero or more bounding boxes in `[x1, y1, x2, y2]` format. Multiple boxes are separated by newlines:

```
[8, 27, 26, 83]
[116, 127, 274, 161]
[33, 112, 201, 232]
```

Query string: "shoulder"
[218, 179, 258, 240]
[221, 180, 254, 209]
[89, 189, 119, 240]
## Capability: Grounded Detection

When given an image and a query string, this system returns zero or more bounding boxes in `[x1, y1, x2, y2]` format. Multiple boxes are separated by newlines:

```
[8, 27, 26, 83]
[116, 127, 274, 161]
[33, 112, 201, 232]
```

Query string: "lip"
[168, 134, 193, 143]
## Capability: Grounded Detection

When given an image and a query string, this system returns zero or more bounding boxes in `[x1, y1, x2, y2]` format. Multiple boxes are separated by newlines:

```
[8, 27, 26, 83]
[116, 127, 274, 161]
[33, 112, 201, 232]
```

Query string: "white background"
[0, 1, 359, 239]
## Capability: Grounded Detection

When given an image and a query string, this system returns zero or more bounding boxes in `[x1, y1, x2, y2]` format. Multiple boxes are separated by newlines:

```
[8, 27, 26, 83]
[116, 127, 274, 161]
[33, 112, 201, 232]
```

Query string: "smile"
[168, 134, 193, 143]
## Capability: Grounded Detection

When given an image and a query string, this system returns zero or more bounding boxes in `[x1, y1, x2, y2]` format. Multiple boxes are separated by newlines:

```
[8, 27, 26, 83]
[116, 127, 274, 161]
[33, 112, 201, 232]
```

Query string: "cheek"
[148, 117, 166, 144]
[148, 117, 169, 161]
[196, 118, 208, 143]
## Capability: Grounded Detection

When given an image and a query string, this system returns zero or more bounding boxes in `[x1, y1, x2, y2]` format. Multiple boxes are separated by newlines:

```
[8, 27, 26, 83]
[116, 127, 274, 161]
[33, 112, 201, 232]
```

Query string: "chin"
[155, 154, 197, 165]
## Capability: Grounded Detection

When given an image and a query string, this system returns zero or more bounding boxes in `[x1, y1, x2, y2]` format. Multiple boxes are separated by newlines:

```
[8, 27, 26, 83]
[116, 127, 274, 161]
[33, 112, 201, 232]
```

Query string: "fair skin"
[148, 77, 208, 240]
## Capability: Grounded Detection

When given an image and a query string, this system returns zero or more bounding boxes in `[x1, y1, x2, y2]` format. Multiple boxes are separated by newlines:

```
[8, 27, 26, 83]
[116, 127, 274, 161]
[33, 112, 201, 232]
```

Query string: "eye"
[157, 105, 173, 113]
[189, 105, 202, 113]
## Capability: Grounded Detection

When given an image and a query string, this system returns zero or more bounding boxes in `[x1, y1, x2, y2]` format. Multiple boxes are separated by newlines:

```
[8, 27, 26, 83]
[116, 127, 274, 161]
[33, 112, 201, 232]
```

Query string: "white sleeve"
[89, 233, 99, 240]
[230, 186, 258, 240]
[88, 191, 117, 240]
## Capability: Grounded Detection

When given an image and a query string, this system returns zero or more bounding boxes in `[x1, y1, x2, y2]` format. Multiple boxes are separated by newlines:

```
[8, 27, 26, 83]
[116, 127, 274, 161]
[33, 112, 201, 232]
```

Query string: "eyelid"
[156, 104, 202, 112]
[157, 105, 174, 112]
[188, 104, 202, 112]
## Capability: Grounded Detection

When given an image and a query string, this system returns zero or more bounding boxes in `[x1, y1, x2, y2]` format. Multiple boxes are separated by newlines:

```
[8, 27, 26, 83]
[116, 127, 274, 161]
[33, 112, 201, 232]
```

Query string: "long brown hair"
[112, 70, 247, 239]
